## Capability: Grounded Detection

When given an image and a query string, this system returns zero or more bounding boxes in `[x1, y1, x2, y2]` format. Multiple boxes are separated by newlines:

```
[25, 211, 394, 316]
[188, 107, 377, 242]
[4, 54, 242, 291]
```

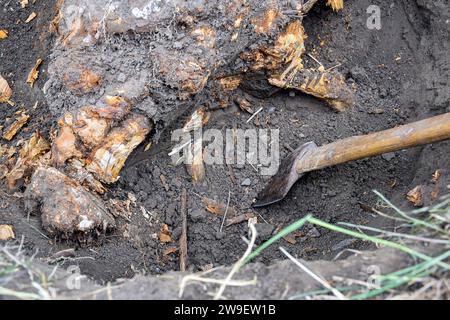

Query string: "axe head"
[253, 141, 318, 208]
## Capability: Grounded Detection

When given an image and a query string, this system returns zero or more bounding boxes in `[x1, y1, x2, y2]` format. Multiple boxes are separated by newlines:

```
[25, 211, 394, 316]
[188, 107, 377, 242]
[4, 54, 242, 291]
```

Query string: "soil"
[1, 0, 449, 293]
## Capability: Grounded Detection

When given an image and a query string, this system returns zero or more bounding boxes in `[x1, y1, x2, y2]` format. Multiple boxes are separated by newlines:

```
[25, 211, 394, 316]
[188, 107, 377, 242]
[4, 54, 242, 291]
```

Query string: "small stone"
[117, 73, 127, 83]
[332, 238, 357, 251]
[382, 152, 396, 161]
[189, 209, 205, 222]
[241, 178, 251, 186]
[215, 230, 224, 239]
[349, 66, 367, 82]
[307, 227, 321, 238]
[327, 190, 337, 197]
[255, 223, 275, 242]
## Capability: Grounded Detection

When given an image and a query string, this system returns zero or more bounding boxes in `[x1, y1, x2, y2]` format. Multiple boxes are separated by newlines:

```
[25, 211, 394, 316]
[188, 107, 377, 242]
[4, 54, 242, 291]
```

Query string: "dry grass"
[2, 193, 448, 300]
[246, 191, 450, 300]
[0, 240, 53, 300]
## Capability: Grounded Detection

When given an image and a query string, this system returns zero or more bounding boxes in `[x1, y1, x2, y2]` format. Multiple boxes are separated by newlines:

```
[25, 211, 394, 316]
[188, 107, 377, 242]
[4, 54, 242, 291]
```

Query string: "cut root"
[269, 68, 356, 111]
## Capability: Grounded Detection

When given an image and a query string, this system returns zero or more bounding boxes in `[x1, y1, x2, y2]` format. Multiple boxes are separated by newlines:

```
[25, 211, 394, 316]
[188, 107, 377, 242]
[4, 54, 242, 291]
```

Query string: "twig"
[180, 188, 188, 272]
[302, 0, 320, 14]
[326, 63, 342, 72]
[333, 249, 363, 261]
[280, 247, 347, 300]
[246, 107, 263, 123]
[168, 139, 191, 156]
[219, 190, 231, 233]
[246, 159, 259, 172]
[307, 53, 324, 68]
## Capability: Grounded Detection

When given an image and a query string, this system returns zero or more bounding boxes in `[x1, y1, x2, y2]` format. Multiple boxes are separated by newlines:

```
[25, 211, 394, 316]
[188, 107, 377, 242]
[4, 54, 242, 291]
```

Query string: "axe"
[253, 112, 450, 207]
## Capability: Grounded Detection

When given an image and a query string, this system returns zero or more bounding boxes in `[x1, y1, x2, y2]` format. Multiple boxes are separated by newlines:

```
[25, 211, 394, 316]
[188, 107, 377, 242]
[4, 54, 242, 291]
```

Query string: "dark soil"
[1, 0, 449, 289]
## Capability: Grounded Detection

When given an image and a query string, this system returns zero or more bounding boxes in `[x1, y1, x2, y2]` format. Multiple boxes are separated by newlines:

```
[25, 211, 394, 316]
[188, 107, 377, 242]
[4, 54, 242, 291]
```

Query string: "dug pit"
[0, 0, 449, 294]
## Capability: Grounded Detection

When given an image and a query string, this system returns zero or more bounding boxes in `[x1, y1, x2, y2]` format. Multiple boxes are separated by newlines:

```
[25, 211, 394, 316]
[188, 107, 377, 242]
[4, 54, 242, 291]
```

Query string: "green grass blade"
[350, 250, 450, 300]
[307, 217, 450, 270]
[373, 190, 444, 234]
[244, 214, 312, 264]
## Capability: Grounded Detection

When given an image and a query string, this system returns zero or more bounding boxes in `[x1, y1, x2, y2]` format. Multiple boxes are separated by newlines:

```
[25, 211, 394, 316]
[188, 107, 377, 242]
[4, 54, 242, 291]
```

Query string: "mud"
[1, 0, 449, 293]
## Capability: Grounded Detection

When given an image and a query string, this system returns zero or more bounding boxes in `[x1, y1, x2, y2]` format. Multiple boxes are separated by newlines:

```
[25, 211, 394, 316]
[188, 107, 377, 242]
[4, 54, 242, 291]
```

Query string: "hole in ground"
[1, 0, 448, 286]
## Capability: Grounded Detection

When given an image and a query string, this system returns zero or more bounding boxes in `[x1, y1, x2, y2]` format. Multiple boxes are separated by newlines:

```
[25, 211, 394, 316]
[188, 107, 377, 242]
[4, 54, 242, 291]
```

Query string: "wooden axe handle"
[297, 113, 450, 173]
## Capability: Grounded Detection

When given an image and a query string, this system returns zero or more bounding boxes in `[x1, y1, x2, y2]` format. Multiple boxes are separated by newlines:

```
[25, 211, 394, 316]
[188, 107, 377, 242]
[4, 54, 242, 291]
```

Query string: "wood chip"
[20, 0, 29, 8]
[2, 113, 30, 141]
[0, 225, 15, 241]
[432, 169, 443, 183]
[0, 75, 12, 103]
[431, 188, 440, 201]
[159, 223, 172, 243]
[283, 234, 297, 245]
[225, 212, 255, 227]
[202, 197, 236, 217]
[407, 185, 424, 207]
[144, 142, 152, 151]
[27, 58, 43, 87]
[6, 130, 50, 190]
[0, 30, 8, 39]
[49, 248, 76, 261]
[358, 202, 376, 213]
[163, 247, 179, 256]
[235, 97, 254, 114]
[183, 107, 210, 133]
[186, 137, 205, 183]
[327, 0, 344, 11]
[160, 174, 170, 191]
[25, 11, 37, 23]
[218, 75, 241, 91]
